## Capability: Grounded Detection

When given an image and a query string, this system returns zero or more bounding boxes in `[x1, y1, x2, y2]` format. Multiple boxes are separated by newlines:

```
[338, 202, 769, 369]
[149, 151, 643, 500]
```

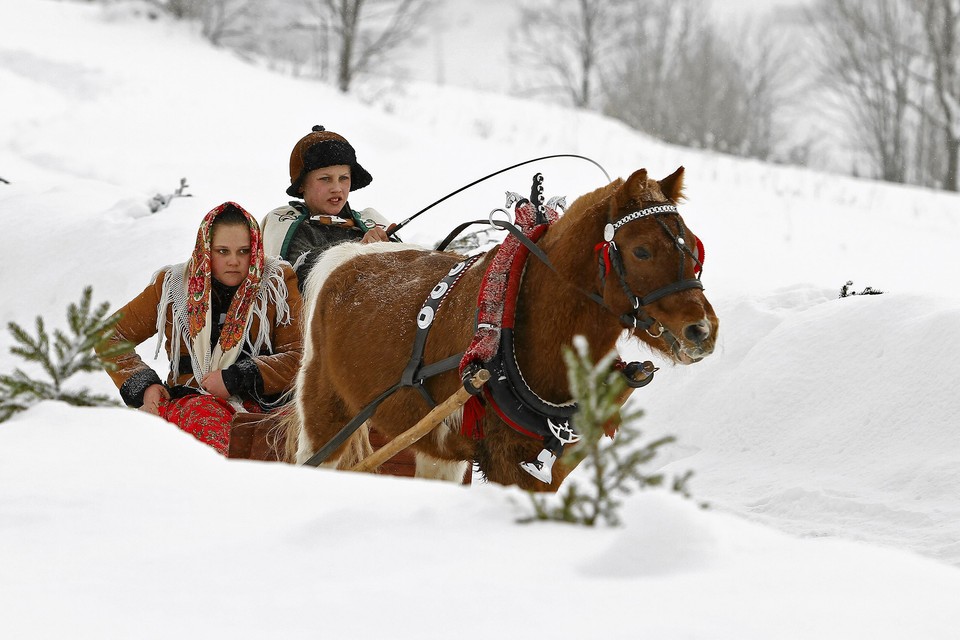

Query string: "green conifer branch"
[0, 287, 134, 422]
[521, 336, 695, 527]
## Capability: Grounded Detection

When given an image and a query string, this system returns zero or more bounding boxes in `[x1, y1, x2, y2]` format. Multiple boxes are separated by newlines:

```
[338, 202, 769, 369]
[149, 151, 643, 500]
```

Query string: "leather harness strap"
[302, 254, 481, 467]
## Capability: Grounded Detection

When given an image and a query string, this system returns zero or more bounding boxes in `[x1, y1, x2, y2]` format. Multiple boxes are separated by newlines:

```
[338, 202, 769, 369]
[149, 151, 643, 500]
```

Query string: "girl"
[99, 202, 302, 455]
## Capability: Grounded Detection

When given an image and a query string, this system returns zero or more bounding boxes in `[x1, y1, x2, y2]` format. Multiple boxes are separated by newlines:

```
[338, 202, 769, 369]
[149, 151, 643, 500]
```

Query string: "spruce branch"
[839, 280, 885, 298]
[0, 286, 133, 422]
[521, 336, 694, 527]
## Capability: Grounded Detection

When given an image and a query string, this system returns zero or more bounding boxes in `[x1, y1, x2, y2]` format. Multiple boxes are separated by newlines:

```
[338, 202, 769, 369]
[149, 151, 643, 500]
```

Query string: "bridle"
[595, 201, 705, 336]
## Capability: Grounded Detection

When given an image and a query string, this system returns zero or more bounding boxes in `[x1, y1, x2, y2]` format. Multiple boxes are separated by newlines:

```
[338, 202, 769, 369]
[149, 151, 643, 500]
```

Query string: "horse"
[282, 167, 718, 491]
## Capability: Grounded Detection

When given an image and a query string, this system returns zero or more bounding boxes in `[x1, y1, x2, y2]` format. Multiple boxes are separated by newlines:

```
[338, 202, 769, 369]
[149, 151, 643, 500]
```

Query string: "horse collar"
[466, 233, 581, 454]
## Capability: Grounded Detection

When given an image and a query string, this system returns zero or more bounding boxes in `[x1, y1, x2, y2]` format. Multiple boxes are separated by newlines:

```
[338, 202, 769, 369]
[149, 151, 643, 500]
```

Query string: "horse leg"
[408, 411, 476, 482]
[413, 452, 469, 482]
[474, 426, 570, 492]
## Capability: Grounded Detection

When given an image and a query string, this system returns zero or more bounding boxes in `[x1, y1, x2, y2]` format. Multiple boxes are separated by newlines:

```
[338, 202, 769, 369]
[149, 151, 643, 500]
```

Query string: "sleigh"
[226, 368, 490, 484]
[228, 415, 423, 477]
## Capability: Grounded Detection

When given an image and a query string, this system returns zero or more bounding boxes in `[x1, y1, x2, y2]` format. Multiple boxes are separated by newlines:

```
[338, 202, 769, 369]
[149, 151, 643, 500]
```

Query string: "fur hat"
[286, 125, 373, 197]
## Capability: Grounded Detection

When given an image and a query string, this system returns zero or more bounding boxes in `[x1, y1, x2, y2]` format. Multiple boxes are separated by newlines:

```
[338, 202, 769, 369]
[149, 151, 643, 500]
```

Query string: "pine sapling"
[839, 280, 884, 297]
[148, 177, 192, 213]
[522, 336, 690, 526]
[0, 286, 133, 422]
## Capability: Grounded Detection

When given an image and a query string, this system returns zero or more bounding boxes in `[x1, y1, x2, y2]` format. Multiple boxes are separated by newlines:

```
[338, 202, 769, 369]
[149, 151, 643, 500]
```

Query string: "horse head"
[594, 167, 718, 364]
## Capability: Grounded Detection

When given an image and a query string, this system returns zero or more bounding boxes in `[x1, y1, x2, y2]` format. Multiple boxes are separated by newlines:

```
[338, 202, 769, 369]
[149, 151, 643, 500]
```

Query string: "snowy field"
[1, 2, 959, 638]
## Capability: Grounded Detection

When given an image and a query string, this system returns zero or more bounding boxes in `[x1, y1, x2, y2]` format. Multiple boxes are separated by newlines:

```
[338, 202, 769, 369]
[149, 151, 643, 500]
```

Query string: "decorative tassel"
[460, 396, 486, 440]
[594, 241, 613, 277]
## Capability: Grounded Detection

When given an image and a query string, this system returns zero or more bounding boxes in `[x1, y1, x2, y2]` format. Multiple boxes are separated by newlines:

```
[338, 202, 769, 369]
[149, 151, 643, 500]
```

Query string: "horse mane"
[558, 177, 624, 224]
[553, 168, 685, 233]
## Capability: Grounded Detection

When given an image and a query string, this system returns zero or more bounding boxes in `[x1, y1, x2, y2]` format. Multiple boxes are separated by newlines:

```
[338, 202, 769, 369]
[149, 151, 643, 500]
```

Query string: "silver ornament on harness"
[547, 418, 580, 445]
[417, 306, 435, 329]
[546, 195, 567, 212]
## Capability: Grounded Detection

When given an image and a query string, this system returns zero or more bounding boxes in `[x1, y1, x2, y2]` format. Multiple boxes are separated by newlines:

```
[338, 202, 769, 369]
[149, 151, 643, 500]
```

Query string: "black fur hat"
[286, 125, 373, 197]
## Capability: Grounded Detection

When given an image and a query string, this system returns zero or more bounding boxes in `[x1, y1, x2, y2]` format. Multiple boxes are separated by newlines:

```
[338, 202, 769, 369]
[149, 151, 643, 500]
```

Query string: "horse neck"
[512, 210, 622, 401]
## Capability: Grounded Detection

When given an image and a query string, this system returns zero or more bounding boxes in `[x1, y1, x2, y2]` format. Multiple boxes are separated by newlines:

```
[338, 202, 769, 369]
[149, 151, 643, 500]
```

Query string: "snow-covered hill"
[2, 2, 959, 638]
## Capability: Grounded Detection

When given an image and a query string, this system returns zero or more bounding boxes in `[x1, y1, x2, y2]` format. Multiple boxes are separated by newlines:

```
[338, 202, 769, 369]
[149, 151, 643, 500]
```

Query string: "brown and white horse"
[283, 167, 718, 491]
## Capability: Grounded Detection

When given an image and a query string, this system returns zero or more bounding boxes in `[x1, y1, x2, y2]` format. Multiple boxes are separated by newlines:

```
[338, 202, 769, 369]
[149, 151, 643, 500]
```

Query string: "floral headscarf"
[186, 202, 264, 350]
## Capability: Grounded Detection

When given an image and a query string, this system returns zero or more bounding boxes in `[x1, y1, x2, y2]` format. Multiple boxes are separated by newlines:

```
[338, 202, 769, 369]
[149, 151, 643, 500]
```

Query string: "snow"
[1, 1, 959, 637]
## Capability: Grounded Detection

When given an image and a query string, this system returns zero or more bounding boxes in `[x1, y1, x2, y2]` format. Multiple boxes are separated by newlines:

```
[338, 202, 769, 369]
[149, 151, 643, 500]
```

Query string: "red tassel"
[594, 241, 612, 276]
[461, 396, 486, 440]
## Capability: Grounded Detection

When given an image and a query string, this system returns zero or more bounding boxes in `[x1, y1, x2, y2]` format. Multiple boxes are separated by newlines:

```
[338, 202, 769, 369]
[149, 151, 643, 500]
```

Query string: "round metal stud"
[603, 223, 615, 242]
[417, 306, 435, 329]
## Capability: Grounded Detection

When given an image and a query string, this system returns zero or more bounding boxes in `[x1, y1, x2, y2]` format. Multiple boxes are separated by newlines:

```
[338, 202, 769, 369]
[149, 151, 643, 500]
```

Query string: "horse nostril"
[684, 320, 710, 345]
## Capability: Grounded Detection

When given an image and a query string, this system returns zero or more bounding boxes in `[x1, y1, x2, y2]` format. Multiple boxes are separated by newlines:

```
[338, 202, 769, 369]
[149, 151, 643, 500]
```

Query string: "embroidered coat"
[101, 204, 303, 410]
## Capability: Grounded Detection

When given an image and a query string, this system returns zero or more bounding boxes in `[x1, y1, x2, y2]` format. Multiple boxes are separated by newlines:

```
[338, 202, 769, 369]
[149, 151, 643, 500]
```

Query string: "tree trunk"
[945, 136, 960, 191]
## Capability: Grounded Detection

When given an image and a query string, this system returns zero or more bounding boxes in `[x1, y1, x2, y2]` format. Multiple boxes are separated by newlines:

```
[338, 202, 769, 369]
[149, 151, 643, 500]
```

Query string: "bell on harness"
[520, 448, 557, 483]
[519, 429, 569, 484]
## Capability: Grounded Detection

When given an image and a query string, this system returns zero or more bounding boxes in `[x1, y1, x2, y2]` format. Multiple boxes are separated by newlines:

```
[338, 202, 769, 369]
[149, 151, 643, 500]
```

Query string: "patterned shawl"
[186, 201, 264, 351]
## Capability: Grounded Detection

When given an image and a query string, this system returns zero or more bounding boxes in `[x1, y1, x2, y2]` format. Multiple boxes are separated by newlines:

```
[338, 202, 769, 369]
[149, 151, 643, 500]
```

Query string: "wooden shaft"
[350, 369, 490, 473]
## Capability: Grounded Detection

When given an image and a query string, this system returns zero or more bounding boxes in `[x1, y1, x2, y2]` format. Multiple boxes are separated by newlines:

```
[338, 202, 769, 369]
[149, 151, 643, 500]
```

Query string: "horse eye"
[632, 246, 651, 260]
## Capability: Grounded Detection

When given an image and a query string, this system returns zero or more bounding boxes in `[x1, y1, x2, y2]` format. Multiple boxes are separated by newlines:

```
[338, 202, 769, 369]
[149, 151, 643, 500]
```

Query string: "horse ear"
[658, 166, 686, 203]
[617, 169, 649, 208]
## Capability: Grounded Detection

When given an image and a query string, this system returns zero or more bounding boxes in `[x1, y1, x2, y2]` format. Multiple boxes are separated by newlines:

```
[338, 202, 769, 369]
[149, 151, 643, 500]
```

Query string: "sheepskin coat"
[101, 259, 302, 409]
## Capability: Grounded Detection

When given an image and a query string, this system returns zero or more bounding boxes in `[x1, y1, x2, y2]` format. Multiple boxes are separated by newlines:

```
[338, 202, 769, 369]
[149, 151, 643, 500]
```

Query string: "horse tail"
[270, 403, 300, 463]
[336, 421, 374, 470]
[278, 403, 373, 468]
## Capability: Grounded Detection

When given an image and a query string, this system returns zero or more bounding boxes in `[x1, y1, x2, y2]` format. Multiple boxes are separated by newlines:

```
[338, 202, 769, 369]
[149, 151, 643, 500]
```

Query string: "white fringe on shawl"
[153, 256, 292, 388]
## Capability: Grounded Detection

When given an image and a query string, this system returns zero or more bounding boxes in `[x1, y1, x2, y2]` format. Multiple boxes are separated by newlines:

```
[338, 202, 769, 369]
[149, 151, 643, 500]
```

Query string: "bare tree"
[912, 0, 960, 191]
[147, 0, 259, 46]
[808, 0, 927, 184]
[602, 0, 692, 143]
[151, 0, 204, 19]
[313, 0, 431, 92]
[603, 0, 797, 161]
[513, 0, 623, 108]
[201, 0, 259, 46]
